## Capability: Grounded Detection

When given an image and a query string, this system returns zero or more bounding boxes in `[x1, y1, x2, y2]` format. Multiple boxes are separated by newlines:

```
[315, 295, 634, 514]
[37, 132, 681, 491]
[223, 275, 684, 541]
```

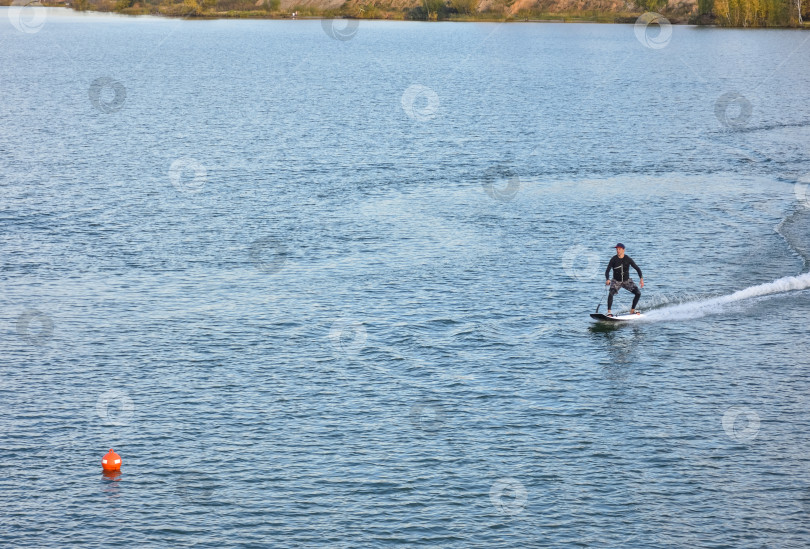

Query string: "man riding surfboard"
[605, 243, 644, 316]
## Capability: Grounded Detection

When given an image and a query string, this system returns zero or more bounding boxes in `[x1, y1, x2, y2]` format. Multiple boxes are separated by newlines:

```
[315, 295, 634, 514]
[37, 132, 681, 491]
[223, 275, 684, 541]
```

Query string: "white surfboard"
[590, 312, 644, 322]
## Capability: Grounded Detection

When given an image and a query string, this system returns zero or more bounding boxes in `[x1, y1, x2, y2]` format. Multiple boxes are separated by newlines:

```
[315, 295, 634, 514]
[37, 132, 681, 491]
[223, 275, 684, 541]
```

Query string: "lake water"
[2, 9, 810, 547]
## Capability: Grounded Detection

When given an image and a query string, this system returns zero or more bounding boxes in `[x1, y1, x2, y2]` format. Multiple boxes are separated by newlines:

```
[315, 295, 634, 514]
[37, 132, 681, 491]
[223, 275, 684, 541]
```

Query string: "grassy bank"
[5, 0, 808, 27]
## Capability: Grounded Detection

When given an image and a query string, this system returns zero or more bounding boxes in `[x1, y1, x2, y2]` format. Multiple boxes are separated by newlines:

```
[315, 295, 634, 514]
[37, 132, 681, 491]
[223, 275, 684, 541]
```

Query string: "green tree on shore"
[450, 0, 477, 14]
[713, 0, 801, 25]
[698, 0, 714, 15]
[422, 0, 445, 19]
[635, 0, 667, 11]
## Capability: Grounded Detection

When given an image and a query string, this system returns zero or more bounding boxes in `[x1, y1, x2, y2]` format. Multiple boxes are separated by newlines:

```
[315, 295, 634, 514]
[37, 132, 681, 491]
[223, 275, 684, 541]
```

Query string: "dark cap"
[614, 243, 625, 249]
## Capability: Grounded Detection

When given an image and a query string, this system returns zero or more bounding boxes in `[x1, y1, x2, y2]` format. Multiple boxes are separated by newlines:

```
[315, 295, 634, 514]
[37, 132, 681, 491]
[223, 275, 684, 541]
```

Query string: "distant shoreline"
[5, 4, 808, 28]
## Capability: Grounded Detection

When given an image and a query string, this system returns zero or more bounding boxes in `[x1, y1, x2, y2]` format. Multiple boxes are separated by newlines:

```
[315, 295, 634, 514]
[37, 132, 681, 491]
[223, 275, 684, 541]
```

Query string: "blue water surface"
[2, 10, 810, 547]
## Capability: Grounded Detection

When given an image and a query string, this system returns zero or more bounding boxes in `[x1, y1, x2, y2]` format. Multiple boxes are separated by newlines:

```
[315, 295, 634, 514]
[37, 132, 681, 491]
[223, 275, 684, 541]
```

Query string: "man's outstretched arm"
[604, 259, 612, 284]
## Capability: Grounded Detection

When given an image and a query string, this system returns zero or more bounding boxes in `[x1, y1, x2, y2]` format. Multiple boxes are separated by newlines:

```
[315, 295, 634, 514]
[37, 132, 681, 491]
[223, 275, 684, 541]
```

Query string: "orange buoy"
[101, 449, 121, 472]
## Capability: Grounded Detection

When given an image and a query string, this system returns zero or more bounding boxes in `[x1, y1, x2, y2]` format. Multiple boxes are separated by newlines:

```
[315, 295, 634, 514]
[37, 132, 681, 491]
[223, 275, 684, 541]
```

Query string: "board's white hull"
[590, 312, 644, 322]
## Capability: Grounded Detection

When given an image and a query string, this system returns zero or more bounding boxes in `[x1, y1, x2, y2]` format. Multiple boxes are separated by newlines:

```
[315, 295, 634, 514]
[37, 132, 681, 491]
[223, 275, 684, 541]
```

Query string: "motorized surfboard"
[590, 312, 644, 322]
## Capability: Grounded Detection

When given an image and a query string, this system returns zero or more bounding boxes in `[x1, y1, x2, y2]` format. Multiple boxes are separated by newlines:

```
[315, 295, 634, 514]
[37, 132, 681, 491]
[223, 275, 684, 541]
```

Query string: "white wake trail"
[644, 272, 810, 322]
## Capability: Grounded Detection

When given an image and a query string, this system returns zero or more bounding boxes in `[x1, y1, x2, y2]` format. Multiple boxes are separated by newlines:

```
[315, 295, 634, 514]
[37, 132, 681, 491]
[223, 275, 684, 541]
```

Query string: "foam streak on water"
[645, 272, 810, 321]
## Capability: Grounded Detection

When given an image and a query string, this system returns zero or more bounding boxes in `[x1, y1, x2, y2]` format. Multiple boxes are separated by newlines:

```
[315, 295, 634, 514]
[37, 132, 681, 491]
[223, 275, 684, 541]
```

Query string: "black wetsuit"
[605, 255, 642, 283]
[605, 255, 643, 310]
